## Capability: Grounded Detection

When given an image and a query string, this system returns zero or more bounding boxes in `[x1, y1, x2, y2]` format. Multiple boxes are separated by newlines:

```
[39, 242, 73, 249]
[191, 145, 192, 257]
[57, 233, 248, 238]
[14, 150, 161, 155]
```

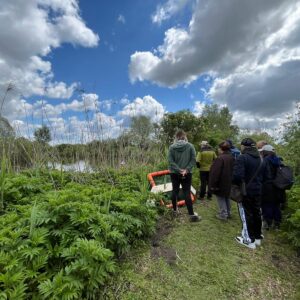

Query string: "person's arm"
[209, 157, 223, 192]
[186, 145, 196, 173]
[168, 147, 181, 173]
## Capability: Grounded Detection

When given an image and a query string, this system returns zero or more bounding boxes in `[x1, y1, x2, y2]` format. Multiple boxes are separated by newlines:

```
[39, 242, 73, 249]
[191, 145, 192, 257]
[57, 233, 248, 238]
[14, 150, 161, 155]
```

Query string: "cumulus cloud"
[152, 0, 192, 24]
[119, 95, 166, 123]
[130, 0, 300, 127]
[193, 101, 205, 116]
[0, 0, 99, 120]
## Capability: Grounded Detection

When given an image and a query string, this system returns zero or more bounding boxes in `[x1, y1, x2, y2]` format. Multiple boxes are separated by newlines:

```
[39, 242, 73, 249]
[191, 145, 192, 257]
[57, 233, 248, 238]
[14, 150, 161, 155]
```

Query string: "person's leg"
[273, 202, 282, 228]
[225, 198, 231, 218]
[237, 202, 252, 244]
[181, 173, 194, 215]
[216, 196, 228, 219]
[252, 196, 262, 239]
[241, 197, 255, 243]
[262, 202, 273, 228]
[199, 171, 206, 198]
[170, 173, 180, 211]
[206, 172, 212, 199]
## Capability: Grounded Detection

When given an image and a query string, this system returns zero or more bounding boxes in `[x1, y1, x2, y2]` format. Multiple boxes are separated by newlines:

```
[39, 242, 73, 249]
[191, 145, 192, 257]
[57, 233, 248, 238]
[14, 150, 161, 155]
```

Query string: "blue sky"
[50, 0, 205, 115]
[1, 0, 299, 143]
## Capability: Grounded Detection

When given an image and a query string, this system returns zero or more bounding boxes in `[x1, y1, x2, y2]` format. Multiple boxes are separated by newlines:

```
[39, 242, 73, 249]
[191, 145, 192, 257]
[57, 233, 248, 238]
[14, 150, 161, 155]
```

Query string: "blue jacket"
[232, 147, 265, 197]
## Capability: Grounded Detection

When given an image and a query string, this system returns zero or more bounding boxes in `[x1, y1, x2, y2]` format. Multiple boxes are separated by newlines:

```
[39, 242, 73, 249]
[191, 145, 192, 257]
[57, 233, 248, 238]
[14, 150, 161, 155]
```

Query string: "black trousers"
[199, 171, 212, 198]
[242, 196, 262, 242]
[170, 173, 194, 215]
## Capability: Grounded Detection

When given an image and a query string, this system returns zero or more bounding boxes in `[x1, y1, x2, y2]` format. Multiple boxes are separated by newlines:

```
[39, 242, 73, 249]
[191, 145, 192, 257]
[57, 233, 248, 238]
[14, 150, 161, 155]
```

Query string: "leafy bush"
[0, 170, 158, 299]
[282, 182, 300, 250]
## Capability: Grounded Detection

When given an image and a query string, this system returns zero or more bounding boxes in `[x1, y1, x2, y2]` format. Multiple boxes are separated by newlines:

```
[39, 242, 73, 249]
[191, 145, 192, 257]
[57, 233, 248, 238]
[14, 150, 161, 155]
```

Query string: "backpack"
[230, 147, 240, 160]
[273, 165, 294, 190]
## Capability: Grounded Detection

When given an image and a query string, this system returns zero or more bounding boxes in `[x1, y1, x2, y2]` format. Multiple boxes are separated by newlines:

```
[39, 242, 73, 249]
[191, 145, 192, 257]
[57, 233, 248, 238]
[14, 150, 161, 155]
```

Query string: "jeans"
[262, 202, 281, 226]
[170, 173, 194, 215]
[216, 196, 231, 218]
[199, 171, 212, 198]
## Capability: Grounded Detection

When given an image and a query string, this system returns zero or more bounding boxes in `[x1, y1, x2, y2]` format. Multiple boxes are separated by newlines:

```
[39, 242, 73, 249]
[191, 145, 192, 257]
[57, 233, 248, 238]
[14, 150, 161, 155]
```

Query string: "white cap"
[201, 141, 208, 146]
[258, 144, 275, 152]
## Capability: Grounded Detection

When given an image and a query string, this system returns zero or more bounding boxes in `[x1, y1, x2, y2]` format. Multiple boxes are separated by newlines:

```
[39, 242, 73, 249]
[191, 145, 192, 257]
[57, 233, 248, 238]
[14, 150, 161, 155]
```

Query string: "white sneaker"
[190, 212, 201, 222]
[255, 239, 262, 246]
[235, 236, 256, 249]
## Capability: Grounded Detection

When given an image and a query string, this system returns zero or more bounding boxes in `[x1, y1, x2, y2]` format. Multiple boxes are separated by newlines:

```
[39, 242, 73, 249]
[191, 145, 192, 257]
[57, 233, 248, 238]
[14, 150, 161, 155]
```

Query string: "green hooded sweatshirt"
[168, 141, 196, 174]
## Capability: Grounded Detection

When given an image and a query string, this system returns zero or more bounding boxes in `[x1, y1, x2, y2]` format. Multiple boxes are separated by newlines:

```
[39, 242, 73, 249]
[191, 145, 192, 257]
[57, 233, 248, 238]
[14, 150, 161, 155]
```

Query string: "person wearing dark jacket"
[259, 145, 283, 230]
[209, 141, 234, 220]
[168, 130, 200, 222]
[233, 138, 265, 249]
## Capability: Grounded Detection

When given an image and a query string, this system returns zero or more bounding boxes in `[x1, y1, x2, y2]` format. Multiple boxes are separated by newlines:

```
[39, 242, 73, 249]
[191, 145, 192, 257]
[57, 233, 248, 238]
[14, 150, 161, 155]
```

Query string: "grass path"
[104, 199, 300, 300]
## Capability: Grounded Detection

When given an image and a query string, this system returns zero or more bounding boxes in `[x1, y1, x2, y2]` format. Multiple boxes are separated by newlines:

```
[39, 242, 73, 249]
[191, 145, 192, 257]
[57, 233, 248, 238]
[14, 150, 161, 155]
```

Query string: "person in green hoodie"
[196, 141, 217, 200]
[168, 130, 200, 222]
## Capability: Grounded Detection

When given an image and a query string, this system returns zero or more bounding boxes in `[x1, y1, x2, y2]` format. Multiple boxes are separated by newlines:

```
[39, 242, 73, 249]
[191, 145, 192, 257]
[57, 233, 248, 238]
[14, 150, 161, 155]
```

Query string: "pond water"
[48, 160, 94, 173]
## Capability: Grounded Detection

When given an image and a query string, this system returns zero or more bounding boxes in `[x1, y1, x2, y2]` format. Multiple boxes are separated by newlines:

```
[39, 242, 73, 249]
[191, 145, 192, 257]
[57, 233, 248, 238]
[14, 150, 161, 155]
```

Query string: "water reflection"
[48, 160, 94, 173]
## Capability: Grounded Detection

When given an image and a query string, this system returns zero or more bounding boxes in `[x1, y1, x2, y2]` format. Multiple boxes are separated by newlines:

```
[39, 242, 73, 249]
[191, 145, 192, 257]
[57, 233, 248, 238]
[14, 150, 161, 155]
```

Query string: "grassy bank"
[104, 200, 300, 300]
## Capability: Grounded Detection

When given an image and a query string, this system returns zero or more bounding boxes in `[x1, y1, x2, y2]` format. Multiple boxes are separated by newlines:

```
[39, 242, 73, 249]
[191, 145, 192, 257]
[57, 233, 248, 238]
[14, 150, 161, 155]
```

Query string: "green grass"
[102, 200, 300, 300]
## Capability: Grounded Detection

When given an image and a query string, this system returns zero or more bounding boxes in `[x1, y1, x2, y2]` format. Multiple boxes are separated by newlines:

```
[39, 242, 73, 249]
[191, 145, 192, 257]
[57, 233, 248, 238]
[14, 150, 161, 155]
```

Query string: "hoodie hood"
[171, 140, 189, 152]
[242, 146, 260, 158]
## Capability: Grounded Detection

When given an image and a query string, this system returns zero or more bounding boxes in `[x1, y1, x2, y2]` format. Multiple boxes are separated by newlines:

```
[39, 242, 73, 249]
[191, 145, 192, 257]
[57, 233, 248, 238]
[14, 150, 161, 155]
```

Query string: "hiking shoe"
[235, 236, 256, 249]
[216, 214, 227, 221]
[190, 212, 201, 222]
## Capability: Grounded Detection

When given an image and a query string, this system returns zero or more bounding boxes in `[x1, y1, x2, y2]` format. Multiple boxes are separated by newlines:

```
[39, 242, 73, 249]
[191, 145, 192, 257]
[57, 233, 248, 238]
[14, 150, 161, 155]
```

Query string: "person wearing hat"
[259, 144, 283, 230]
[232, 138, 265, 249]
[196, 141, 216, 200]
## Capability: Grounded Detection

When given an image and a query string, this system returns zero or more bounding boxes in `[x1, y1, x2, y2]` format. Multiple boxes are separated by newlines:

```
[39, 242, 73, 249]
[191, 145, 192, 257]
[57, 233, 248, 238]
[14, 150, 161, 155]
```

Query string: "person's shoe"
[216, 214, 227, 221]
[255, 239, 262, 246]
[190, 212, 201, 222]
[235, 236, 256, 249]
[172, 209, 180, 218]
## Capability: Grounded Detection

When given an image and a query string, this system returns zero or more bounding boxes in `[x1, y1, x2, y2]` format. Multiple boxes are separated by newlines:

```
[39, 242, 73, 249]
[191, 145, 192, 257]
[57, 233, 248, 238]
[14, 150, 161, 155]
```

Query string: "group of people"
[168, 130, 286, 249]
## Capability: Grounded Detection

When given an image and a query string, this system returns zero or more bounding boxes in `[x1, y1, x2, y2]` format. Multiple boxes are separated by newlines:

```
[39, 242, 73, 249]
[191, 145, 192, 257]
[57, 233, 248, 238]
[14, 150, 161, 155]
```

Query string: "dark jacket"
[262, 155, 283, 203]
[209, 151, 234, 198]
[168, 141, 196, 174]
[232, 147, 265, 197]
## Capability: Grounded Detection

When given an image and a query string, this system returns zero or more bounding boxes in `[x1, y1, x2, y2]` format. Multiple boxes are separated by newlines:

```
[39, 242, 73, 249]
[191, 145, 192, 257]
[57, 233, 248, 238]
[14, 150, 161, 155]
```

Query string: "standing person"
[209, 141, 234, 220]
[226, 139, 241, 160]
[196, 141, 216, 200]
[233, 138, 265, 249]
[259, 145, 283, 230]
[257, 140, 268, 157]
[168, 130, 200, 222]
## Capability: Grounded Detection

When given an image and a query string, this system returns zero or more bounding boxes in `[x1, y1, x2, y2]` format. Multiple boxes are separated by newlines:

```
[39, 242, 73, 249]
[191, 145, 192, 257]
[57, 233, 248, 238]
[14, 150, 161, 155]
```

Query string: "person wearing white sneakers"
[232, 138, 266, 249]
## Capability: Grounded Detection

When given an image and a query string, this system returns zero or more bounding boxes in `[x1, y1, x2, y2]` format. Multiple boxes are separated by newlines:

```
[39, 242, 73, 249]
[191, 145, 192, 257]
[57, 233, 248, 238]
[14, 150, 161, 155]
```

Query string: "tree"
[201, 104, 239, 146]
[280, 103, 300, 175]
[34, 125, 51, 144]
[159, 110, 204, 145]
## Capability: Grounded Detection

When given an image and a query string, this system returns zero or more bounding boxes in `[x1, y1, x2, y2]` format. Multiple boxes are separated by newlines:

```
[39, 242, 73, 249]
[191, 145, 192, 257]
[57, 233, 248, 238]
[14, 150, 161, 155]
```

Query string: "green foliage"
[282, 183, 300, 250]
[34, 125, 51, 144]
[160, 110, 204, 145]
[0, 169, 158, 299]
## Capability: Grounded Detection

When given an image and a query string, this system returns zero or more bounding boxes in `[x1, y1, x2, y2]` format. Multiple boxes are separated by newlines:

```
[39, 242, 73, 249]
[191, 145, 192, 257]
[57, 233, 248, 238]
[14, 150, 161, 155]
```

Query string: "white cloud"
[117, 14, 126, 24]
[130, 0, 300, 128]
[0, 0, 99, 120]
[119, 95, 166, 123]
[193, 101, 205, 116]
[152, 0, 191, 24]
